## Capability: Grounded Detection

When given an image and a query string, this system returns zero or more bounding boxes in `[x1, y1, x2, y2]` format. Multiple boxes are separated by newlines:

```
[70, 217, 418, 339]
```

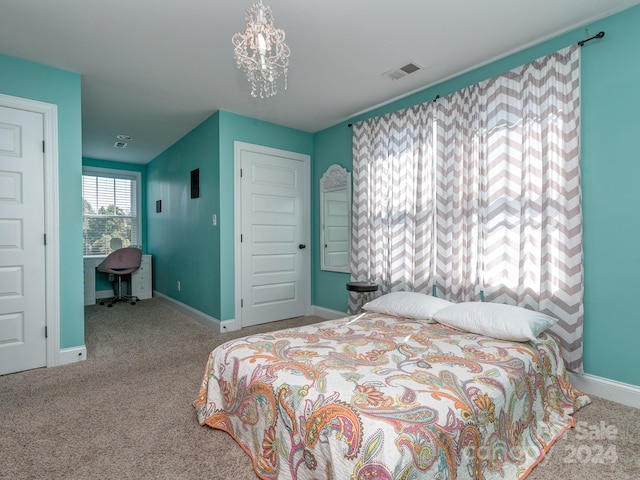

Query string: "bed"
[194, 299, 590, 480]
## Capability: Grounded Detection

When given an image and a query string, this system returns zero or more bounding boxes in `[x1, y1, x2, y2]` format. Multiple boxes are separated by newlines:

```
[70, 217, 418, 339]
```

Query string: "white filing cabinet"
[83, 256, 100, 306]
[84, 254, 152, 305]
[131, 255, 152, 300]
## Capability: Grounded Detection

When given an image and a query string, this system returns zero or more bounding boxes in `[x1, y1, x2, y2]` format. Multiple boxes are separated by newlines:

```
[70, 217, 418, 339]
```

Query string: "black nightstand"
[346, 281, 379, 312]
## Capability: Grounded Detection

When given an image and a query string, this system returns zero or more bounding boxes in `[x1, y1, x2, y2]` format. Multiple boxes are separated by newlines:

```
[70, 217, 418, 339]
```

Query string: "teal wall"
[147, 113, 221, 318]
[0, 54, 83, 349]
[146, 110, 313, 320]
[579, 8, 640, 386]
[312, 124, 353, 312]
[312, 6, 640, 386]
[82, 157, 148, 292]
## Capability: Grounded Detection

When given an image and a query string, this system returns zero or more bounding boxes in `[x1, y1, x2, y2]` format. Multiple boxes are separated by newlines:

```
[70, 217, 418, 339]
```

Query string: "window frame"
[82, 166, 142, 256]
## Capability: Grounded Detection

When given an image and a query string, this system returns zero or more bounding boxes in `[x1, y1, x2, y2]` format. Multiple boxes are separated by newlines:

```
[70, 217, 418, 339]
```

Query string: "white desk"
[83, 254, 152, 305]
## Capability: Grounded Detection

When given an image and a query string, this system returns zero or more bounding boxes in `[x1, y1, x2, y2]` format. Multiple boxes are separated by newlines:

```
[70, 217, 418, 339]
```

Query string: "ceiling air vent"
[383, 61, 422, 80]
[113, 141, 128, 149]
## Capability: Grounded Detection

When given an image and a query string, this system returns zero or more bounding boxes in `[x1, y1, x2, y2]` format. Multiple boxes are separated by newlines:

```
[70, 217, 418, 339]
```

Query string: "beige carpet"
[1, 299, 638, 479]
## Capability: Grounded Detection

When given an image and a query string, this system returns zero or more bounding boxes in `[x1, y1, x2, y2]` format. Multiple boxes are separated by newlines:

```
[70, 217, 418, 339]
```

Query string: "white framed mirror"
[320, 164, 351, 273]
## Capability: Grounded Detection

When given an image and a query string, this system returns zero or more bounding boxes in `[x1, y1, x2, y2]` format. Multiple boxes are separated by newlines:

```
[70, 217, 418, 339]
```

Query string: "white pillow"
[363, 292, 453, 320]
[432, 302, 556, 342]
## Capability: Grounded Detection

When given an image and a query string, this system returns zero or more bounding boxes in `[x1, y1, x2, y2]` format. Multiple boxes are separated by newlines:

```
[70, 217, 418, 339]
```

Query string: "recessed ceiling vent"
[113, 141, 128, 149]
[383, 62, 422, 80]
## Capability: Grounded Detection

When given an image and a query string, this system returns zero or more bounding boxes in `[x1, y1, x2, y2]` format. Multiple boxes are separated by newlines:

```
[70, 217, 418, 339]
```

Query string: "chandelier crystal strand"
[232, 0, 290, 98]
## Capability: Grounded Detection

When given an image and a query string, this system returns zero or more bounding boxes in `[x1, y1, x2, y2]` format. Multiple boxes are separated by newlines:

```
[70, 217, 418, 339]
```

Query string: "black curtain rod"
[347, 34, 604, 129]
[578, 31, 605, 46]
[348, 94, 440, 127]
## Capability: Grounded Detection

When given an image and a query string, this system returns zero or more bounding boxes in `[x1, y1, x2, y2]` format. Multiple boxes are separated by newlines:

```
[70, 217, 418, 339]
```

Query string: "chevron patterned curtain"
[350, 105, 436, 309]
[351, 45, 583, 371]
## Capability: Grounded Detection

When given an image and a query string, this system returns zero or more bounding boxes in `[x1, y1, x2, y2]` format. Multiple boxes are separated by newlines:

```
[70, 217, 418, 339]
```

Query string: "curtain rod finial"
[578, 30, 605, 46]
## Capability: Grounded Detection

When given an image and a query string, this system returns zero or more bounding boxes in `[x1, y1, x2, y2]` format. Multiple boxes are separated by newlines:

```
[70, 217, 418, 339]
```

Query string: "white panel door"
[0, 106, 46, 375]
[238, 144, 309, 327]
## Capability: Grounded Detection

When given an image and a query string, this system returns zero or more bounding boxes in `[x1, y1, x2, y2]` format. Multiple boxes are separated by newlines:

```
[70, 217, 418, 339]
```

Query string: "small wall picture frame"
[190, 168, 200, 199]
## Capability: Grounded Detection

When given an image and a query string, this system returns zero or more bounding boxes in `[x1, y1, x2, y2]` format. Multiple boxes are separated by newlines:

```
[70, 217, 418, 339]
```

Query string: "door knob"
[298, 244, 306, 249]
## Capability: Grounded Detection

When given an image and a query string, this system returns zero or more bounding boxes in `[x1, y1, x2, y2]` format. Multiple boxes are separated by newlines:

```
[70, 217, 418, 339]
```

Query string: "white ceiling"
[1, 0, 638, 164]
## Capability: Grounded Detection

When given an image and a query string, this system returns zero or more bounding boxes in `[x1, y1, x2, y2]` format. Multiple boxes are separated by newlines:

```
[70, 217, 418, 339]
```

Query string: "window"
[350, 45, 584, 371]
[82, 168, 141, 255]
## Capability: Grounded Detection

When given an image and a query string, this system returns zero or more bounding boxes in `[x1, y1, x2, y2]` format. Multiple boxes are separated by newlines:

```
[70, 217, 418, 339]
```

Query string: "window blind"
[82, 173, 138, 255]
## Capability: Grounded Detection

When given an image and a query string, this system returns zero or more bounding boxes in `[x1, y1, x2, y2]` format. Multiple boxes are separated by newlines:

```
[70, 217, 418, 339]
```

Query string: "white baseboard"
[569, 372, 640, 409]
[153, 291, 234, 333]
[95, 289, 113, 300]
[219, 318, 239, 332]
[312, 305, 348, 320]
[154, 294, 347, 332]
[58, 345, 87, 366]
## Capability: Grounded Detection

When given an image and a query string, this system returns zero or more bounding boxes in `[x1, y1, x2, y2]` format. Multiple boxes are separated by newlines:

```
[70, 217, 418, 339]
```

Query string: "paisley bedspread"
[194, 313, 590, 480]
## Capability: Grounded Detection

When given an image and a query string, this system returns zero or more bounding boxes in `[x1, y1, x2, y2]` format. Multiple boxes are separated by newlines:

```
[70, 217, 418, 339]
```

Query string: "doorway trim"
[0, 93, 60, 368]
[233, 141, 311, 329]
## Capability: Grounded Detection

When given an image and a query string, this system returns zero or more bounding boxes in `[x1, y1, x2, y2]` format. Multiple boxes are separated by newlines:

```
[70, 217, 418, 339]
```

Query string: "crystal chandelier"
[232, 0, 290, 98]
